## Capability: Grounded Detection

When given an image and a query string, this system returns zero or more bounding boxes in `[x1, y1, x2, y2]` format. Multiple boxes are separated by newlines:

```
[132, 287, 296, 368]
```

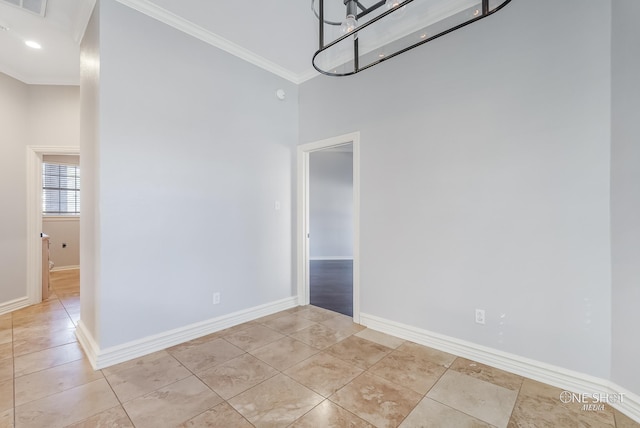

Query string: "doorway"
[309, 144, 353, 316]
[26, 146, 80, 305]
[297, 132, 360, 322]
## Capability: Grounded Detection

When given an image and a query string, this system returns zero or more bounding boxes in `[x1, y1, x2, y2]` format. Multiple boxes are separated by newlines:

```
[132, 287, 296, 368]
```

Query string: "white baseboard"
[360, 312, 640, 423]
[76, 296, 298, 370]
[0, 296, 31, 316]
[309, 256, 354, 261]
[50, 265, 80, 272]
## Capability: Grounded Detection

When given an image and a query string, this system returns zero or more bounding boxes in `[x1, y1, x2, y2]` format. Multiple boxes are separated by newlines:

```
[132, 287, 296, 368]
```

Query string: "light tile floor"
[0, 270, 638, 427]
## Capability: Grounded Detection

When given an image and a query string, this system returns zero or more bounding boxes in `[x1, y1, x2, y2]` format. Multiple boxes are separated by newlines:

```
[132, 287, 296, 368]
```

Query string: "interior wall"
[0, 73, 29, 306]
[92, 0, 299, 348]
[309, 149, 353, 259]
[300, 0, 612, 379]
[79, 2, 100, 342]
[611, 0, 640, 396]
[0, 73, 80, 310]
[42, 218, 80, 269]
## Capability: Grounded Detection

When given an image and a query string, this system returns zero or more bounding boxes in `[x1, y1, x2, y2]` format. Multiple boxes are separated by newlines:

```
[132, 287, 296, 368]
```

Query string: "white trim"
[360, 312, 640, 423]
[0, 296, 31, 316]
[297, 132, 361, 323]
[43, 216, 80, 222]
[26, 146, 80, 306]
[51, 265, 80, 272]
[309, 256, 354, 261]
[114, 0, 302, 84]
[76, 296, 298, 370]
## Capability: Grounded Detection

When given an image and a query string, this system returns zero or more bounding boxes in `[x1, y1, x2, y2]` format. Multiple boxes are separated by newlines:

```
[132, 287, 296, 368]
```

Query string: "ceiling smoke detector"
[0, 0, 48, 17]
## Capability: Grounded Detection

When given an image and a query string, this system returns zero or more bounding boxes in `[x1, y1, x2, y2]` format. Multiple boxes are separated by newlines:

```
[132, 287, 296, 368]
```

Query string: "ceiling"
[0, 0, 368, 86]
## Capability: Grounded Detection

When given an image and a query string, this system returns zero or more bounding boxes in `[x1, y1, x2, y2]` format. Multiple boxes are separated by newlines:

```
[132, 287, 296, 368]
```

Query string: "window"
[42, 163, 80, 215]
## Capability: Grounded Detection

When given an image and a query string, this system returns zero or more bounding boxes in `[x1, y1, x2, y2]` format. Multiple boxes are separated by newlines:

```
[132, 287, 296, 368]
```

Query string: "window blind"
[42, 163, 80, 215]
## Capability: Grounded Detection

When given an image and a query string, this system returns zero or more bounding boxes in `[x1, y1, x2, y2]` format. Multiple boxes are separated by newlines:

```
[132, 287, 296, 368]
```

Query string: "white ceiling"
[0, 0, 367, 85]
[0, 0, 95, 84]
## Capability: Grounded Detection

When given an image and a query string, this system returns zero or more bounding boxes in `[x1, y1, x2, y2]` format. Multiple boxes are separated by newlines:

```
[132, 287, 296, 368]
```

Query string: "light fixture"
[312, 0, 512, 77]
[25, 40, 42, 49]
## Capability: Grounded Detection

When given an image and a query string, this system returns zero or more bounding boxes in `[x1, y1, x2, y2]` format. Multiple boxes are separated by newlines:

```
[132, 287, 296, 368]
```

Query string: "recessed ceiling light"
[25, 40, 42, 49]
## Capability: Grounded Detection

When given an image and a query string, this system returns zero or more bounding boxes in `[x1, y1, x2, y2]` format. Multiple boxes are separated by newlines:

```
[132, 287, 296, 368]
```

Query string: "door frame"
[26, 146, 80, 304]
[296, 132, 361, 323]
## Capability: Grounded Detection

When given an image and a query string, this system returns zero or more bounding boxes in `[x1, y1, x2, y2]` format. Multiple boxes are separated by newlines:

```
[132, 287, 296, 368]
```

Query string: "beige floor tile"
[284, 352, 363, 397]
[397, 342, 457, 368]
[12, 327, 77, 357]
[614, 409, 640, 428]
[319, 313, 366, 336]
[180, 402, 253, 428]
[355, 329, 406, 349]
[290, 323, 353, 350]
[250, 336, 319, 371]
[297, 306, 341, 323]
[0, 344, 11, 361]
[427, 370, 518, 428]
[14, 358, 103, 406]
[0, 408, 13, 428]
[0, 314, 11, 324]
[216, 321, 260, 337]
[399, 397, 493, 428]
[104, 351, 192, 402]
[508, 379, 615, 428]
[123, 376, 223, 428]
[166, 332, 221, 354]
[12, 312, 69, 329]
[331, 371, 422, 428]
[260, 313, 317, 334]
[0, 379, 13, 413]
[290, 400, 374, 428]
[0, 357, 12, 383]
[169, 338, 245, 373]
[13, 342, 84, 377]
[14, 378, 119, 428]
[198, 353, 278, 400]
[223, 325, 285, 352]
[228, 374, 323, 428]
[369, 349, 447, 395]
[11, 300, 65, 318]
[12, 317, 74, 336]
[0, 329, 11, 346]
[325, 335, 392, 369]
[66, 405, 134, 428]
[449, 357, 523, 391]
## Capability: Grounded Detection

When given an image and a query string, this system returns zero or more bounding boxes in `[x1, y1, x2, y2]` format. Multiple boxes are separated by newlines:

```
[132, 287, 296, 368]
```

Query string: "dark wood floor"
[310, 259, 353, 317]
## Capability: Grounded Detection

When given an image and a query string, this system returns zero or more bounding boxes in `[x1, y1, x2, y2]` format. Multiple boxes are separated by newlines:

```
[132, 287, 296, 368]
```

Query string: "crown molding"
[115, 0, 306, 84]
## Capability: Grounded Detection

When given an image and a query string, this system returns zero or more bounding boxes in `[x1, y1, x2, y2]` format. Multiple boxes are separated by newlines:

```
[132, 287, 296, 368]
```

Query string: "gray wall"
[42, 218, 80, 269]
[0, 73, 28, 305]
[309, 150, 353, 259]
[0, 73, 79, 309]
[82, 0, 299, 348]
[300, 0, 612, 378]
[611, 0, 640, 395]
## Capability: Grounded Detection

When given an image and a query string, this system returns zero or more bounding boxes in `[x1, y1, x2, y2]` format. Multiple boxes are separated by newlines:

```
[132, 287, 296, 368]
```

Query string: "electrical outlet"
[213, 292, 221, 305]
[475, 309, 485, 325]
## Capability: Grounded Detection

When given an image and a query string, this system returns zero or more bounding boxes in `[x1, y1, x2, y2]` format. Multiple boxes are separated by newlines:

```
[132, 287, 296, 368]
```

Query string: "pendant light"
[312, 0, 512, 77]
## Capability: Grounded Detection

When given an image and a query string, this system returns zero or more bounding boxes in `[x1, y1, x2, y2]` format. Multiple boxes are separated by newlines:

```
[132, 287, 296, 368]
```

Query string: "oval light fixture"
[312, 0, 512, 77]
[25, 40, 42, 49]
